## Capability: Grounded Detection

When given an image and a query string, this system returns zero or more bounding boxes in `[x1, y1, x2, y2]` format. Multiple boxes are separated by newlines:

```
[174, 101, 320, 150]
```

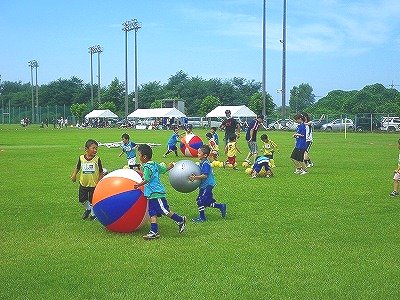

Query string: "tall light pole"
[122, 18, 141, 119]
[28, 60, 39, 123]
[0, 74, 3, 124]
[281, 0, 287, 118]
[262, 0, 267, 116]
[89, 45, 103, 107]
[133, 19, 141, 111]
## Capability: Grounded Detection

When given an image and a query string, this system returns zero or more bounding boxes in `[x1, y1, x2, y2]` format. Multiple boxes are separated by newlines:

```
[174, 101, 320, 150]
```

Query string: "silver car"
[321, 118, 354, 131]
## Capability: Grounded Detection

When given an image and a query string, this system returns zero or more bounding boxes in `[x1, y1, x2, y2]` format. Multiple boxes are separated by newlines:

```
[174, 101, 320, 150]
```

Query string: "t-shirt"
[120, 141, 137, 159]
[142, 161, 167, 199]
[226, 141, 238, 158]
[221, 118, 238, 138]
[77, 155, 102, 187]
[167, 132, 179, 146]
[199, 159, 216, 189]
[245, 119, 260, 141]
[295, 123, 307, 150]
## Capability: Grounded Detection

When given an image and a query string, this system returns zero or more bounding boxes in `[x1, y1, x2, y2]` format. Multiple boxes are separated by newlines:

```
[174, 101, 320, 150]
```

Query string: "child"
[134, 144, 186, 240]
[303, 112, 314, 167]
[163, 126, 180, 158]
[224, 134, 241, 170]
[119, 133, 139, 170]
[251, 155, 273, 179]
[291, 114, 308, 175]
[71, 139, 104, 220]
[260, 134, 279, 168]
[205, 132, 219, 162]
[210, 127, 219, 145]
[389, 139, 400, 197]
[189, 145, 227, 222]
[185, 123, 194, 135]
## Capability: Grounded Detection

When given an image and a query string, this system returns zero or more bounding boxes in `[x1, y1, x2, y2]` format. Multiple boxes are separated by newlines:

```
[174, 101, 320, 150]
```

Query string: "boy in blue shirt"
[210, 127, 219, 145]
[189, 145, 227, 222]
[291, 114, 308, 175]
[251, 155, 273, 178]
[163, 126, 180, 158]
[119, 133, 139, 169]
[134, 144, 186, 240]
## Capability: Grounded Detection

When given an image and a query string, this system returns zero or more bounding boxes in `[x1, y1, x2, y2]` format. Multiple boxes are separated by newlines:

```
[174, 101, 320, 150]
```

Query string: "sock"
[151, 223, 158, 233]
[211, 203, 223, 210]
[84, 201, 91, 210]
[170, 213, 183, 223]
[198, 206, 206, 219]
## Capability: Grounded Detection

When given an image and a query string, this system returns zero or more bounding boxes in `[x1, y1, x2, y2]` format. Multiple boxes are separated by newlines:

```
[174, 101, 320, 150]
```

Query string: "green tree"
[199, 95, 221, 116]
[248, 92, 275, 116]
[289, 83, 315, 113]
[138, 81, 165, 109]
[98, 101, 117, 112]
[70, 103, 88, 122]
[150, 99, 162, 108]
[101, 78, 125, 111]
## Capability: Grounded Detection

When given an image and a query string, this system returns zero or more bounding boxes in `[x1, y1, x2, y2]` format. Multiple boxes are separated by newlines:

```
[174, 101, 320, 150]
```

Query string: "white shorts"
[393, 172, 400, 181]
[128, 157, 136, 166]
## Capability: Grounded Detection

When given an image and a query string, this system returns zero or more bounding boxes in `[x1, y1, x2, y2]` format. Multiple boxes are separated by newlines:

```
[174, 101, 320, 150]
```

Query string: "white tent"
[205, 105, 256, 118]
[85, 109, 118, 119]
[127, 108, 186, 118]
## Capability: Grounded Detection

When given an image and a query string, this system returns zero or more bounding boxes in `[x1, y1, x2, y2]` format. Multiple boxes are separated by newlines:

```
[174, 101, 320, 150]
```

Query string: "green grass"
[1, 125, 400, 299]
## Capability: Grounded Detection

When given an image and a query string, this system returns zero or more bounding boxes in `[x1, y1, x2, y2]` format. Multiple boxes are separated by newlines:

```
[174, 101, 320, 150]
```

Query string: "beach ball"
[180, 134, 203, 157]
[92, 169, 148, 233]
[169, 160, 201, 193]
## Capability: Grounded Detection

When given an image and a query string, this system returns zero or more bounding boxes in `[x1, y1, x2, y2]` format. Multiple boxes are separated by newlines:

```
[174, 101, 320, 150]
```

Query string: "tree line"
[0, 70, 399, 121]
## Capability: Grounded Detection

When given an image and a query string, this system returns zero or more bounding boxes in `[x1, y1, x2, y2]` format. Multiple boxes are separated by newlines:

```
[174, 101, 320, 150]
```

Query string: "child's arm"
[134, 179, 148, 189]
[70, 169, 78, 182]
[189, 173, 206, 182]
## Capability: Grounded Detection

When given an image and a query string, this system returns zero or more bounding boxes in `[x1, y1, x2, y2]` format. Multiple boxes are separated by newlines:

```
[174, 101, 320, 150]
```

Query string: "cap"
[225, 109, 231, 114]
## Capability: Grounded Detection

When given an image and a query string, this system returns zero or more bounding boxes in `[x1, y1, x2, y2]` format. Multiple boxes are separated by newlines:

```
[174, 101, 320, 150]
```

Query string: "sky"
[1, 0, 399, 106]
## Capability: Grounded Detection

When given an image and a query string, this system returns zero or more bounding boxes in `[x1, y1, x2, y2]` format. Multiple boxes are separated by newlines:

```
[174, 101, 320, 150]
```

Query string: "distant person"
[163, 126, 180, 158]
[134, 144, 186, 240]
[189, 145, 227, 222]
[70, 139, 104, 220]
[244, 115, 264, 164]
[205, 132, 219, 162]
[220, 109, 240, 146]
[224, 134, 240, 169]
[251, 155, 273, 179]
[119, 133, 139, 170]
[291, 114, 307, 175]
[210, 127, 219, 145]
[303, 112, 314, 167]
[389, 138, 400, 197]
[260, 134, 279, 168]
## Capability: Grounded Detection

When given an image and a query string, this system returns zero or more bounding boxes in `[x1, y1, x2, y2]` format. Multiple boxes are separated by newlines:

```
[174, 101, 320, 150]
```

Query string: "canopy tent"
[205, 105, 256, 118]
[85, 109, 118, 119]
[127, 108, 186, 118]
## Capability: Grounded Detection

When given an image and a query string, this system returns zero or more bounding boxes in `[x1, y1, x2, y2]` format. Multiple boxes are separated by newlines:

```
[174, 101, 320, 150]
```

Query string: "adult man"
[244, 115, 264, 164]
[219, 110, 241, 146]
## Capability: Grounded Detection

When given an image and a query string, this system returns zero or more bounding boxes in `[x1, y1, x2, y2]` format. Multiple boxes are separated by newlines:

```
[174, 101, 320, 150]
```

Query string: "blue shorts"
[148, 198, 171, 217]
[196, 186, 216, 207]
[167, 144, 177, 151]
[253, 162, 270, 173]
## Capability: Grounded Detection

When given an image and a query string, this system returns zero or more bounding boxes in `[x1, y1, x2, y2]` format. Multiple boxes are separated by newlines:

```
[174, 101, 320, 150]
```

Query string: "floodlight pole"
[28, 60, 38, 123]
[97, 46, 102, 104]
[89, 45, 102, 107]
[262, 0, 267, 116]
[133, 19, 141, 111]
[89, 46, 94, 108]
[281, 0, 287, 118]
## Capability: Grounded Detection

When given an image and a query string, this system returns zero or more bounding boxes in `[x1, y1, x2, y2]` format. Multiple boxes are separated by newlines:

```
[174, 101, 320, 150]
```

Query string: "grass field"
[1, 125, 400, 300]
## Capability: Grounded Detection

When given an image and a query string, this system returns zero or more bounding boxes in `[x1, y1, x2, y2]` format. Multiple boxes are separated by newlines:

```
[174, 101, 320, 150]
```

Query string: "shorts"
[78, 185, 95, 204]
[167, 144, 177, 152]
[247, 141, 258, 154]
[128, 157, 136, 167]
[393, 172, 400, 181]
[306, 141, 313, 152]
[291, 148, 306, 162]
[226, 156, 236, 165]
[148, 198, 171, 217]
[253, 162, 270, 173]
[196, 186, 216, 207]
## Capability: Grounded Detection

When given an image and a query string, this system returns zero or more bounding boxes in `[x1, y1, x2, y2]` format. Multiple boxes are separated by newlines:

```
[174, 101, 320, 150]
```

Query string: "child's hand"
[188, 174, 196, 182]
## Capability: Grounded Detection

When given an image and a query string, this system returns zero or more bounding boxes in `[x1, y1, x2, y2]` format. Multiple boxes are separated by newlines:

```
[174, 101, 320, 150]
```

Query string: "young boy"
[134, 144, 186, 240]
[210, 127, 219, 145]
[189, 145, 227, 222]
[71, 139, 104, 220]
[251, 155, 273, 179]
[205, 132, 219, 162]
[389, 139, 400, 197]
[224, 134, 240, 169]
[163, 126, 180, 158]
[119, 133, 139, 169]
[291, 114, 308, 175]
[260, 134, 279, 168]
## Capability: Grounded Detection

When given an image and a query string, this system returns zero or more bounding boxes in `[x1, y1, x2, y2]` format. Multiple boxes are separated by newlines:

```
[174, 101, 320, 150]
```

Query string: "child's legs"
[393, 173, 400, 192]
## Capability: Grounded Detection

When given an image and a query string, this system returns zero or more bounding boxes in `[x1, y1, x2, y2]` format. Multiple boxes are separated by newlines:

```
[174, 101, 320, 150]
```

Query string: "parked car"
[380, 116, 400, 132]
[268, 119, 297, 130]
[312, 119, 328, 130]
[321, 118, 355, 131]
[355, 116, 380, 131]
[187, 117, 204, 128]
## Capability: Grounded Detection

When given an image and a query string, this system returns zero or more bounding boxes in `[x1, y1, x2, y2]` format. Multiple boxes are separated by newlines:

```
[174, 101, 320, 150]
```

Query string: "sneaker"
[299, 170, 308, 175]
[191, 217, 206, 223]
[220, 204, 227, 218]
[389, 191, 399, 197]
[308, 163, 314, 167]
[143, 231, 160, 240]
[162, 154, 166, 158]
[178, 216, 186, 233]
[89, 215, 97, 221]
[294, 169, 302, 174]
[251, 174, 257, 178]
[82, 209, 90, 220]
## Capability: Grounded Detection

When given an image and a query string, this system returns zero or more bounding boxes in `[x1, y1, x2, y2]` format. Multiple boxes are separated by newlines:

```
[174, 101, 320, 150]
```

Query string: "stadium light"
[281, 0, 287, 118]
[122, 18, 141, 119]
[28, 60, 39, 123]
[262, 0, 267, 116]
[89, 45, 103, 106]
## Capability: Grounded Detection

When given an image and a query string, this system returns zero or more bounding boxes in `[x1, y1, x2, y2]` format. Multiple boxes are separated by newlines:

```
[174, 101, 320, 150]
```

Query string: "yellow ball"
[245, 167, 253, 175]
[259, 169, 267, 177]
[219, 161, 224, 168]
[242, 161, 249, 167]
[211, 161, 218, 167]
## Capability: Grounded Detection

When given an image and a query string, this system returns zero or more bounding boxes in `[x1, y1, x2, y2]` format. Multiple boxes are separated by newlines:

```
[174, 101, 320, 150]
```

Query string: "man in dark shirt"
[219, 110, 241, 146]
